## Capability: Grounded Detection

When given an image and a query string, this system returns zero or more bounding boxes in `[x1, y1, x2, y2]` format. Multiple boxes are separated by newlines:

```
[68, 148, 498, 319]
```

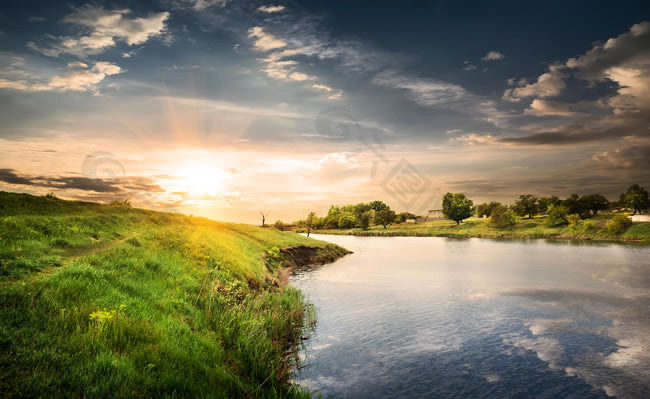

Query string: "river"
[291, 235, 650, 398]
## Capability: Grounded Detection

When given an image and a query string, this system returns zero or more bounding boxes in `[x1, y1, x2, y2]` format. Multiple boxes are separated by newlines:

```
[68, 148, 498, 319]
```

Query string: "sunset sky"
[1, 0, 649, 223]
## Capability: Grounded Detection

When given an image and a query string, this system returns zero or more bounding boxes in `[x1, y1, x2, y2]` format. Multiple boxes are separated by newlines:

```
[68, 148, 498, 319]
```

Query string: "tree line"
[291, 184, 649, 233]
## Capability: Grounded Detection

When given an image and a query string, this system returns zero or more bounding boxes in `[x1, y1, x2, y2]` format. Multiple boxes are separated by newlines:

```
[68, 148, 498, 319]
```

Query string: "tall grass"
[0, 191, 344, 397]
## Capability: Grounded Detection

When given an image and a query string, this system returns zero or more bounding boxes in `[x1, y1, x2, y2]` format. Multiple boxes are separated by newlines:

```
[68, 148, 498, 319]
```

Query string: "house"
[427, 209, 446, 220]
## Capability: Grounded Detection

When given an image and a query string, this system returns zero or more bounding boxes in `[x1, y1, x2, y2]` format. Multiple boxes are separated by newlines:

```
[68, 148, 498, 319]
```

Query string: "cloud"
[481, 51, 504, 62]
[192, 0, 229, 9]
[27, 5, 169, 57]
[248, 26, 287, 51]
[462, 60, 477, 71]
[526, 99, 576, 116]
[257, 5, 286, 13]
[0, 61, 123, 93]
[503, 64, 567, 101]
[0, 169, 165, 195]
[591, 144, 650, 170]
[27, 16, 46, 22]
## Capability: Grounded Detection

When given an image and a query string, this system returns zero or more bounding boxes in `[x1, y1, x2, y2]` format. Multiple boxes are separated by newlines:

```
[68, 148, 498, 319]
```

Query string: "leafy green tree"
[476, 201, 502, 217]
[442, 192, 475, 225]
[273, 220, 284, 231]
[567, 214, 583, 231]
[607, 214, 632, 235]
[375, 208, 396, 228]
[305, 211, 316, 237]
[620, 184, 649, 215]
[358, 211, 372, 230]
[562, 194, 583, 216]
[489, 205, 516, 228]
[338, 215, 356, 229]
[514, 194, 539, 219]
[369, 200, 389, 212]
[538, 196, 560, 214]
[545, 204, 569, 226]
[580, 194, 609, 217]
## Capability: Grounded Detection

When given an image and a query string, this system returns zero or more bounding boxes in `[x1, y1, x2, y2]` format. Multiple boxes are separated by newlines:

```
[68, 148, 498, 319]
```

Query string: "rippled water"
[291, 235, 650, 398]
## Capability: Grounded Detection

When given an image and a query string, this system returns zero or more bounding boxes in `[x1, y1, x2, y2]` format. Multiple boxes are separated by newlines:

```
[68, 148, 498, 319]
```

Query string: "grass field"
[0, 191, 347, 398]
[314, 213, 650, 242]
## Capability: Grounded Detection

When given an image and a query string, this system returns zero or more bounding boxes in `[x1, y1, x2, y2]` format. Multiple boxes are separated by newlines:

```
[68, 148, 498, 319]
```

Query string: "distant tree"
[375, 208, 396, 229]
[514, 194, 539, 219]
[607, 214, 633, 235]
[110, 199, 131, 207]
[442, 192, 475, 225]
[580, 194, 609, 217]
[477, 201, 502, 218]
[567, 214, 583, 232]
[369, 200, 389, 212]
[489, 205, 517, 228]
[44, 192, 58, 199]
[562, 194, 583, 216]
[260, 211, 270, 227]
[538, 196, 560, 214]
[545, 204, 569, 226]
[336, 215, 354, 229]
[620, 184, 650, 215]
[305, 211, 316, 237]
[273, 220, 284, 231]
[358, 211, 372, 230]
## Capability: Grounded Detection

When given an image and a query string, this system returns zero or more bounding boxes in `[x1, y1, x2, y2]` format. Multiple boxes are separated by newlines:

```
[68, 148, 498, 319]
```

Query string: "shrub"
[607, 214, 632, 235]
[273, 220, 284, 231]
[338, 215, 356, 229]
[489, 205, 516, 228]
[545, 204, 568, 226]
[583, 219, 595, 231]
[568, 214, 583, 231]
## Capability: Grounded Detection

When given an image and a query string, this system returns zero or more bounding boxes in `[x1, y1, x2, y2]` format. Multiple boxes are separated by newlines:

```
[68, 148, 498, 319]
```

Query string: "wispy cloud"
[257, 5, 286, 13]
[481, 51, 505, 62]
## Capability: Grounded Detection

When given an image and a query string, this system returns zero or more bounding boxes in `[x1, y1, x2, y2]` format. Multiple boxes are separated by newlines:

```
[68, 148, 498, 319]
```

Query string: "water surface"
[291, 235, 650, 398]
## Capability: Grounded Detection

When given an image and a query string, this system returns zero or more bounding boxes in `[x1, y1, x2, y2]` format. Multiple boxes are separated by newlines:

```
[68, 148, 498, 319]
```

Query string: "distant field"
[314, 213, 650, 242]
[0, 191, 346, 398]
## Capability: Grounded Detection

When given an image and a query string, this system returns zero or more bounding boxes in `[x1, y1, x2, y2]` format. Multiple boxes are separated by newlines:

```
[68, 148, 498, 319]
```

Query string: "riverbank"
[0, 191, 348, 397]
[312, 213, 650, 243]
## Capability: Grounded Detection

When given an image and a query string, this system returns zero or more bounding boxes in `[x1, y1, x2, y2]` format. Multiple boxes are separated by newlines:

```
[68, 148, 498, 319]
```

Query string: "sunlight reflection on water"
[291, 236, 650, 398]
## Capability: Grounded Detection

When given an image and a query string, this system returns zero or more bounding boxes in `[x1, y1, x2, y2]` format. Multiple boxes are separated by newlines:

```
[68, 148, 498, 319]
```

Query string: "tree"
[580, 194, 609, 217]
[260, 211, 270, 227]
[620, 184, 650, 215]
[489, 205, 516, 228]
[305, 212, 316, 237]
[369, 200, 389, 212]
[338, 215, 356, 229]
[514, 194, 539, 219]
[476, 201, 502, 218]
[562, 194, 583, 216]
[358, 211, 372, 230]
[375, 208, 396, 228]
[273, 220, 284, 231]
[442, 192, 475, 225]
[545, 204, 568, 226]
[538, 196, 560, 214]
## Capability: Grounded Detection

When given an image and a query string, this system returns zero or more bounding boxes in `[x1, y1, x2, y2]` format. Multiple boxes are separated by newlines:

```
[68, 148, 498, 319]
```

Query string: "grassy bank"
[314, 213, 650, 242]
[0, 191, 348, 398]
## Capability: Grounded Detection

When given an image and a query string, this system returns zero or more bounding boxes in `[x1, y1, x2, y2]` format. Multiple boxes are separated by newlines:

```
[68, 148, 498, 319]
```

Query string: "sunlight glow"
[171, 162, 228, 197]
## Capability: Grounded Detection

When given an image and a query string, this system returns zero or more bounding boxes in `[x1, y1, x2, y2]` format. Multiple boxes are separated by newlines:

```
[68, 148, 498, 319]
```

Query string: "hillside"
[0, 192, 348, 398]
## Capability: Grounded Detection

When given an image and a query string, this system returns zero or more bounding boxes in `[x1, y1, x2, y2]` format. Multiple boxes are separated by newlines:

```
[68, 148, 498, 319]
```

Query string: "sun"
[174, 162, 228, 197]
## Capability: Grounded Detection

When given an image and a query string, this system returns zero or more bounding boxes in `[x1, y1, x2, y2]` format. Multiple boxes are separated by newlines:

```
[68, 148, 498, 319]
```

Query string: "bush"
[489, 205, 516, 228]
[607, 214, 632, 235]
[568, 214, 583, 231]
[545, 204, 568, 226]
[273, 220, 284, 231]
[338, 215, 356, 229]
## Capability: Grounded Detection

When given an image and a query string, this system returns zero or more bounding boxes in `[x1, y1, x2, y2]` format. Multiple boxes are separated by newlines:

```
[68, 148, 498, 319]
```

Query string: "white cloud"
[462, 60, 477, 71]
[248, 26, 287, 52]
[526, 99, 575, 116]
[288, 72, 315, 81]
[257, 5, 286, 13]
[481, 51, 504, 62]
[0, 61, 122, 93]
[503, 64, 566, 101]
[27, 5, 169, 57]
[372, 70, 468, 106]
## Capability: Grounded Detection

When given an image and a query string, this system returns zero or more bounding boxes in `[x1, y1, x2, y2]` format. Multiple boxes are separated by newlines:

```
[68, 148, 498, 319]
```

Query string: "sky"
[1, 0, 649, 223]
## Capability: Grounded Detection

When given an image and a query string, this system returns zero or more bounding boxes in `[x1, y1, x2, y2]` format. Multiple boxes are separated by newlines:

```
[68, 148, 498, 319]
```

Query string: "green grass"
[314, 213, 650, 242]
[0, 191, 346, 398]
